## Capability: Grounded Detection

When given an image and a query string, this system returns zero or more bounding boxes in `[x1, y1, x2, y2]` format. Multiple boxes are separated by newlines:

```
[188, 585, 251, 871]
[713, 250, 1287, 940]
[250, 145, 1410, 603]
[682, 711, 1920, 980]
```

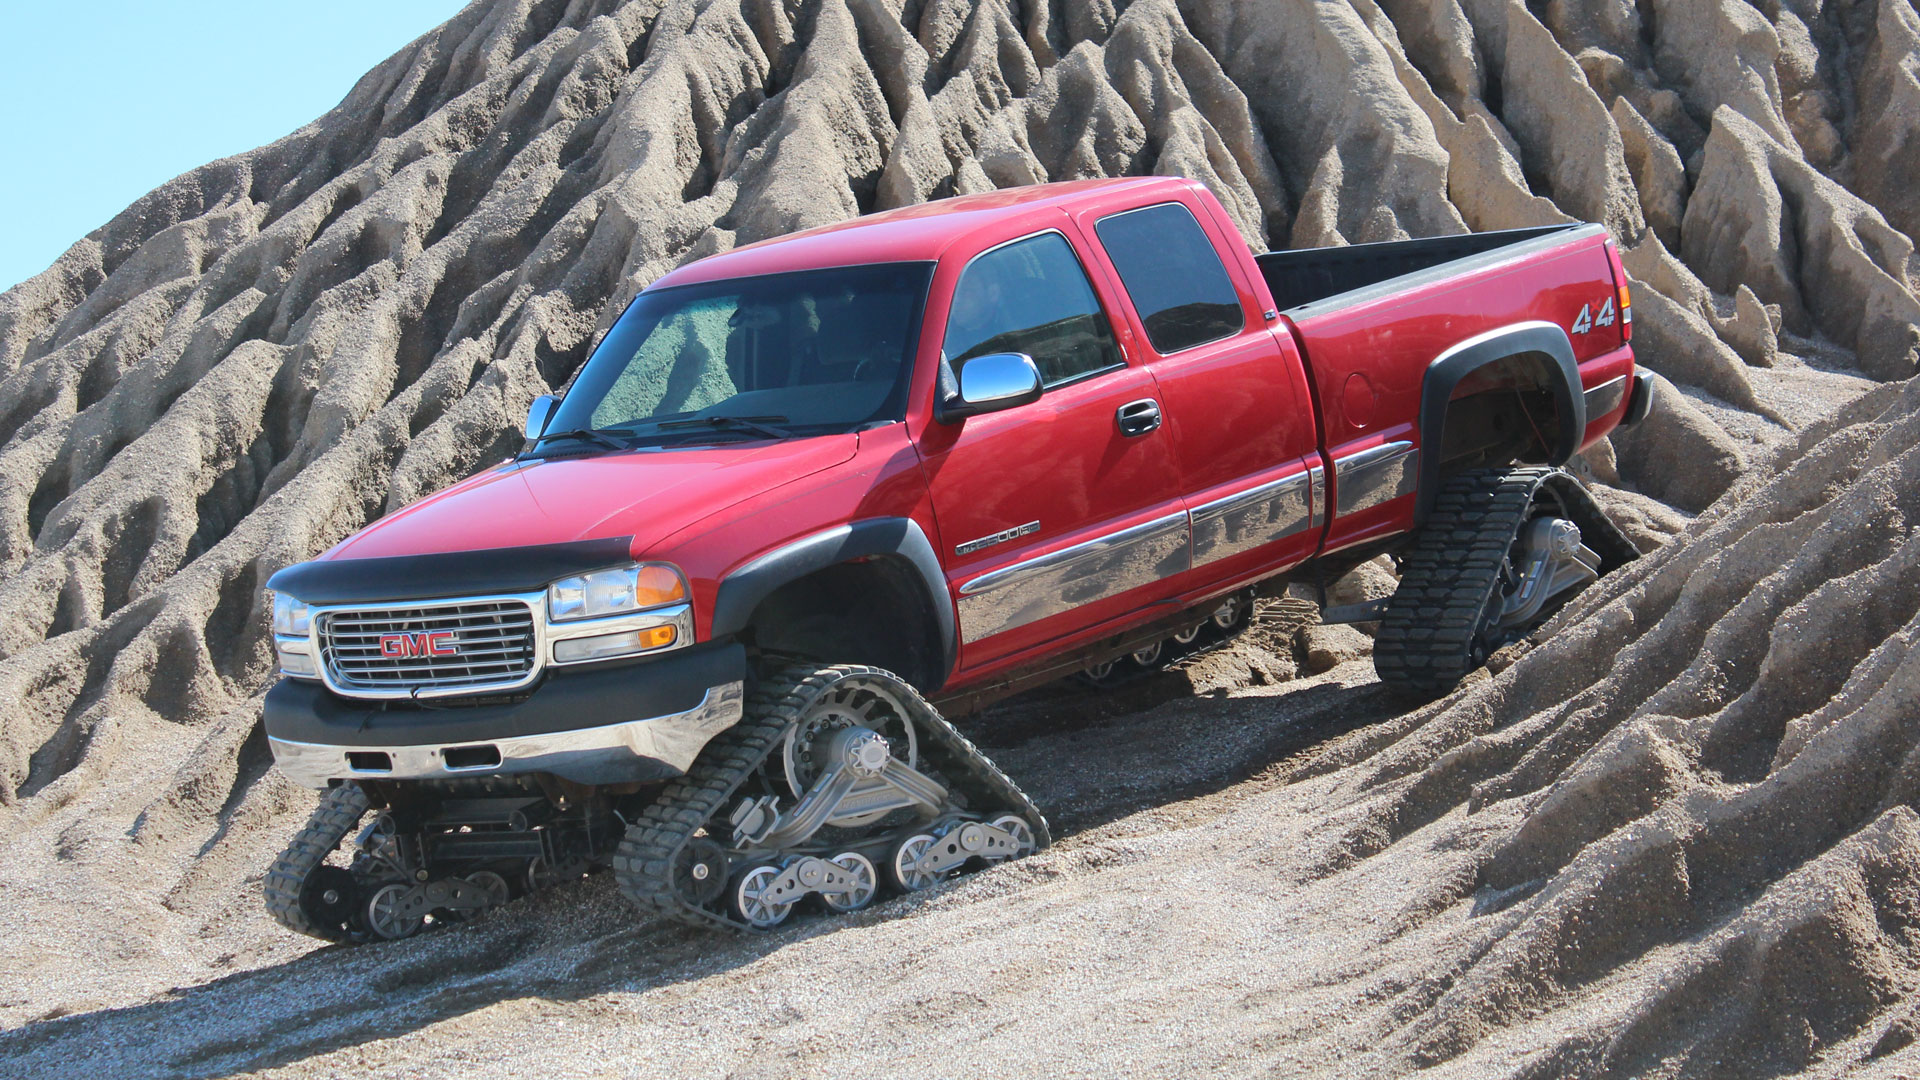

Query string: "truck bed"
[1254, 225, 1575, 312]
[1256, 220, 1632, 560]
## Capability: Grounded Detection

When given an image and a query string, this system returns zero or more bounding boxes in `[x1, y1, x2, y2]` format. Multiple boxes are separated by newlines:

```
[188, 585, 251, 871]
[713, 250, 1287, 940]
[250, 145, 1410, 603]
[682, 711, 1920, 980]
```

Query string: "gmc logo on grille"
[378, 631, 459, 659]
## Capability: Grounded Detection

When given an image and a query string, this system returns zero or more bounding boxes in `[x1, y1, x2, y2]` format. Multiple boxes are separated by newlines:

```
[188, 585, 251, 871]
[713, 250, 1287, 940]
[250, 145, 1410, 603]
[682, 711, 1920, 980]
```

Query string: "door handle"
[1116, 398, 1162, 437]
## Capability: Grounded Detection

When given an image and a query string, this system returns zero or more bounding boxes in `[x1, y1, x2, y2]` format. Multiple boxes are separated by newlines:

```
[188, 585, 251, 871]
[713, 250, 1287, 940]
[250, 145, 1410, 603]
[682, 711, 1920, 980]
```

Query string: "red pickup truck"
[261, 176, 1648, 941]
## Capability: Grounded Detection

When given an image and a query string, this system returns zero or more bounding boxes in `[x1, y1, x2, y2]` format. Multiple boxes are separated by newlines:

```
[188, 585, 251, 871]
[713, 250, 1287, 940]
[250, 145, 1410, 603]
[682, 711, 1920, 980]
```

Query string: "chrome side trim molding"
[955, 520, 1041, 556]
[1333, 440, 1415, 473]
[1582, 374, 1628, 421]
[1191, 470, 1313, 567]
[957, 511, 1191, 643]
[1308, 464, 1327, 531]
[266, 682, 746, 790]
[1334, 441, 1419, 516]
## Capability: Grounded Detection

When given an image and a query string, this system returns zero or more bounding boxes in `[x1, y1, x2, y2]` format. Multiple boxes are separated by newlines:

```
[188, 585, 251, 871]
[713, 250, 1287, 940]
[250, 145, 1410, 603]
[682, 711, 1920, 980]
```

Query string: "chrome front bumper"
[267, 681, 744, 790]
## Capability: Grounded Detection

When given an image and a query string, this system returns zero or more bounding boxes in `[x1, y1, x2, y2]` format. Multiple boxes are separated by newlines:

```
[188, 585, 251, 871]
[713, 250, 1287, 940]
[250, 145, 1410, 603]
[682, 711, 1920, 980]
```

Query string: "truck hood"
[322, 435, 859, 562]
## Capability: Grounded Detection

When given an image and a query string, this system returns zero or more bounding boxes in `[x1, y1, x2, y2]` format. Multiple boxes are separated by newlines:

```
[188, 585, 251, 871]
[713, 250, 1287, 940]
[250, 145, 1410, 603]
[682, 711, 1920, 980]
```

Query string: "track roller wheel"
[820, 852, 880, 912]
[1211, 592, 1253, 634]
[1078, 658, 1122, 687]
[889, 832, 943, 892]
[675, 837, 729, 907]
[989, 814, 1038, 860]
[729, 863, 795, 928]
[365, 883, 427, 940]
[467, 871, 511, 906]
[446, 871, 512, 923]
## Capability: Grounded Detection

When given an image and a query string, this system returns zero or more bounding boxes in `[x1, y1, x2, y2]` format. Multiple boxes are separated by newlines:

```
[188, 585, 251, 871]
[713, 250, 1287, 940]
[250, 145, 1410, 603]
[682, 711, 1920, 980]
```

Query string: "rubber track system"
[264, 783, 370, 942]
[1374, 467, 1637, 699]
[613, 662, 1050, 931]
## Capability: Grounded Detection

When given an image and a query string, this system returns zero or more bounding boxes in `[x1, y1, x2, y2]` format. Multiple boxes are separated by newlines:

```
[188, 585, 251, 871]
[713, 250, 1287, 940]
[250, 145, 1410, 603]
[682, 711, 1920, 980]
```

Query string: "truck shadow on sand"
[0, 672, 1395, 1080]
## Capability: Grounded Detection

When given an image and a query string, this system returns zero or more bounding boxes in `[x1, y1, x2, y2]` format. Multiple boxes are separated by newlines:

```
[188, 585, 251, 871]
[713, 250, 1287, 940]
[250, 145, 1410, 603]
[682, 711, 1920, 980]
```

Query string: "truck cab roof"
[650, 176, 1203, 289]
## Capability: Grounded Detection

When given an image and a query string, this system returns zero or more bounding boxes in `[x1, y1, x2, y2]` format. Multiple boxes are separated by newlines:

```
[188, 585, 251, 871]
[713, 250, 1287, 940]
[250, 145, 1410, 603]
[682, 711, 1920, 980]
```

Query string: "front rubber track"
[263, 783, 370, 942]
[611, 661, 1049, 932]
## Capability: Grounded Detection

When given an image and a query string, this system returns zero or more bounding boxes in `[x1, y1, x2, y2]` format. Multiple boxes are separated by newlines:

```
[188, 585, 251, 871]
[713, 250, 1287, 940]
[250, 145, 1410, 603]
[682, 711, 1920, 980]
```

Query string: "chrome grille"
[319, 599, 537, 694]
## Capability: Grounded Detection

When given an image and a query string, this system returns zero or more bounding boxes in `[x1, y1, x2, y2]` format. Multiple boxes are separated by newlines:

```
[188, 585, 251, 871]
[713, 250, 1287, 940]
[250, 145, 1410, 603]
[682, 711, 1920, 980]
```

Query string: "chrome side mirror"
[937, 352, 1043, 423]
[524, 394, 559, 440]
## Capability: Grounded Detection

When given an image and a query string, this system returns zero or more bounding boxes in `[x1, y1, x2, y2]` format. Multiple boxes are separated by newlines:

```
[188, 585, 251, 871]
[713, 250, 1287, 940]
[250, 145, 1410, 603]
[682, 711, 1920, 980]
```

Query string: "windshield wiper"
[531, 428, 630, 451]
[652, 414, 794, 440]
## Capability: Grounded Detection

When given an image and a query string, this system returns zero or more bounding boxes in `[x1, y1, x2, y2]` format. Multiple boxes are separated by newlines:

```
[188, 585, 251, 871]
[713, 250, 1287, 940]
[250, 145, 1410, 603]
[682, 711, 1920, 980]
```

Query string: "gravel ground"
[1, 660, 1417, 1080]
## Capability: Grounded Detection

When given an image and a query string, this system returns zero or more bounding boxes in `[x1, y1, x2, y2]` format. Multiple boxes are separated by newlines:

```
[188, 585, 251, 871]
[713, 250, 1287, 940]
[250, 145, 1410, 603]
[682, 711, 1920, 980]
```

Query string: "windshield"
[540, 261, 934, 452]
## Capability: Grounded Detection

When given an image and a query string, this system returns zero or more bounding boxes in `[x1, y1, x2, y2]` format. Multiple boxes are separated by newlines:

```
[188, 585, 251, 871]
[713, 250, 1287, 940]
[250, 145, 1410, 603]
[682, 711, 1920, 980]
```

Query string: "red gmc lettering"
[377, 632, 458, 658]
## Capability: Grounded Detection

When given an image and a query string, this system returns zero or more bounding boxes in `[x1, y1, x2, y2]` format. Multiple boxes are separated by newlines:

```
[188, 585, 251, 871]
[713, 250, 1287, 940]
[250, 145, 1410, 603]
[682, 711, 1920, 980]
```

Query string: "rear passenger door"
[1077, 198, 1323, 588]
[917, 229, 1186, 669]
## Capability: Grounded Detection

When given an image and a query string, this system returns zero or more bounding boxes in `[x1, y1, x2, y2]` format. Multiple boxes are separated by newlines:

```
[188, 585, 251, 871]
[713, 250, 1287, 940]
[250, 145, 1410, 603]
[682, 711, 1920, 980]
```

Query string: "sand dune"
[0, 0, 1916, 1075]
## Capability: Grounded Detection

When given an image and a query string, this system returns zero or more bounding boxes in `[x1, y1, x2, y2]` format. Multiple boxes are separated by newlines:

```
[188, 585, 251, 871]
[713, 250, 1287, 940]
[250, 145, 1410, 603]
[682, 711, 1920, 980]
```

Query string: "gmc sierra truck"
[261, 176, 1650, 941]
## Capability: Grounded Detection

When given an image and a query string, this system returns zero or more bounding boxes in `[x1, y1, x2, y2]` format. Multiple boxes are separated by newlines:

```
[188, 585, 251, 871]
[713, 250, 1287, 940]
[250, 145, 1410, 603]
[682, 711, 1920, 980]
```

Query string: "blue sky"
[0, 0, 467, 292]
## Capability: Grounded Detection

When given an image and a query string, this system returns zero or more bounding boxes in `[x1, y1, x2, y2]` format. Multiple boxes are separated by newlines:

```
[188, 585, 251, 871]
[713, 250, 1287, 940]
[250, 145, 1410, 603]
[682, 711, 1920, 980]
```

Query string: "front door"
[916, 228, 1186, 669]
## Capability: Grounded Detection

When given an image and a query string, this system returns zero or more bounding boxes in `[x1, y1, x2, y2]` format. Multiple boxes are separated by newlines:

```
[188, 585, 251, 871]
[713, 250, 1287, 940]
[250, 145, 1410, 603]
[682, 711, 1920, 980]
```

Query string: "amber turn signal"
[633, 565, 688, 608]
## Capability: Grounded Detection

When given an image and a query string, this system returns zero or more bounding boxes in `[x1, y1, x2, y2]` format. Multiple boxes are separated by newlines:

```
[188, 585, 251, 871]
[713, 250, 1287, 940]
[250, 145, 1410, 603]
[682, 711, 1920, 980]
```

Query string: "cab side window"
[1094, 202, 1245, 354]
[943, 232, 1124, 388]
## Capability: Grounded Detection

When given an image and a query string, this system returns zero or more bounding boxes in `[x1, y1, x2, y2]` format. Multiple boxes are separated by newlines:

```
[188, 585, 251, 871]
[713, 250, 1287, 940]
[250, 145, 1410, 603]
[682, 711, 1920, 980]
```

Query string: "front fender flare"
[710, 518, 956, 685]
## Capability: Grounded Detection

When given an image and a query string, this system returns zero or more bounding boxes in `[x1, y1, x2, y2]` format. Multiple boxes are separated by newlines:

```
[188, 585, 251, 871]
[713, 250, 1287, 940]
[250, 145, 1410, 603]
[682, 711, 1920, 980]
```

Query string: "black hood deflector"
[266, 536, 636, 605]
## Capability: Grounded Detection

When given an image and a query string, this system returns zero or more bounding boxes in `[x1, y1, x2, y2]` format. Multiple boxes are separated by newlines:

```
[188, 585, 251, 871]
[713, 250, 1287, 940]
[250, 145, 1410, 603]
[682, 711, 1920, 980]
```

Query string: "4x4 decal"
[1570, 296, 1618, 335]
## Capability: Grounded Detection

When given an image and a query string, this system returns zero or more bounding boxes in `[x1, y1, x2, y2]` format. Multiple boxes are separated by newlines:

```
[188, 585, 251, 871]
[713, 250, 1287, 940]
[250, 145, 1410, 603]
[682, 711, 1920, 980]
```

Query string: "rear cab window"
[942, 231, 1125, 389]
[1093, 202, 1245, 354]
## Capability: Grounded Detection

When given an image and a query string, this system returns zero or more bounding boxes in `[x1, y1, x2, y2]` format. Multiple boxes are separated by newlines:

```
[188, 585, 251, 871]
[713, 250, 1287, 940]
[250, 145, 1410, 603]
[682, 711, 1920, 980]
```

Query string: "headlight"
[548, 563, 688, 621]
[271, 592, 318, 679]
[272, 593, 311, 635]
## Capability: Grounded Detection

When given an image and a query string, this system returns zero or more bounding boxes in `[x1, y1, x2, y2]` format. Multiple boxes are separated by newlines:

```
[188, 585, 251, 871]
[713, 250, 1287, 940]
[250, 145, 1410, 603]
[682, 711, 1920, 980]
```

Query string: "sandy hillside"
[0, 0, 1917, 1076]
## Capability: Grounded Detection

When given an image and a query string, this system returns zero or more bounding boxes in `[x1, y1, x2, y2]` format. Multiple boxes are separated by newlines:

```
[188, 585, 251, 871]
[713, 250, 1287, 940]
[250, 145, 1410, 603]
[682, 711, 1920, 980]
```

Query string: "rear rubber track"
[1374, 467, 1635, 699]
[613, 661, 1049, 931]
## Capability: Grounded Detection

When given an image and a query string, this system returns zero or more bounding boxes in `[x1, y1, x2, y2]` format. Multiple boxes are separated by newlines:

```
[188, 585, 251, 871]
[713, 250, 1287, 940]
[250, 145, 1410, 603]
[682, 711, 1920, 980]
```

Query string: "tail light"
[1603, 239, 1633, 343]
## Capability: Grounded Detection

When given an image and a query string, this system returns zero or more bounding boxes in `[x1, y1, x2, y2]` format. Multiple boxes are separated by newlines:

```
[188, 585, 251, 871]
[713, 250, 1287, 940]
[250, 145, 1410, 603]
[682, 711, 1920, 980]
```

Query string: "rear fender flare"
[710, 518, 957, 685]
[1416, 321, 1584, 525]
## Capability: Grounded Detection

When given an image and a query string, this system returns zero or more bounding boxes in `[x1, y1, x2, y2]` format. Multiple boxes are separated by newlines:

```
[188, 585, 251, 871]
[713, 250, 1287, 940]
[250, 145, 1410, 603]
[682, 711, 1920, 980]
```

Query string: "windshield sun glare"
[543, 261, 936, 449]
